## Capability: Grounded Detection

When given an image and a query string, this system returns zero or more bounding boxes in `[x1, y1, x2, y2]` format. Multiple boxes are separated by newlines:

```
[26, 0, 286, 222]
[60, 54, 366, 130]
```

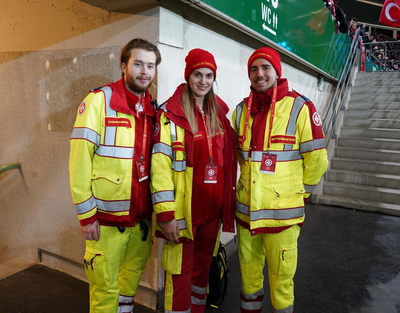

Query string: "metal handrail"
[0, 162, 21, 175]
[322, 30, 360, 144]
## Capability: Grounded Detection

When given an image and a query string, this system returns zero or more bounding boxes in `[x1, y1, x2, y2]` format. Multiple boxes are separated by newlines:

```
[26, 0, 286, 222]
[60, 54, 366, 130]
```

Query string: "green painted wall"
[202, 0, 350, 78]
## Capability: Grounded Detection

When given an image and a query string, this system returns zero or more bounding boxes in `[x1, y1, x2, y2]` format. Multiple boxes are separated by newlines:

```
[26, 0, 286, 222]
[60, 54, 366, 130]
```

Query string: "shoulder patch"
[312, 112, 321, 126]
[78, 101, 86, 115]
[154, 122, 160, 137]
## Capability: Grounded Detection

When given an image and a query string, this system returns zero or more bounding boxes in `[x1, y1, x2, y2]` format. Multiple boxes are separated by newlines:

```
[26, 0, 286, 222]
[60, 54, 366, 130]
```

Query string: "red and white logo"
[265, 158, 273, 166]
[140, 165, 145, 173]
[312, 112, 321, 126]
[154, 122, 160, 137]
[79, 102, 86, 115]
[208, 169, 215, 177]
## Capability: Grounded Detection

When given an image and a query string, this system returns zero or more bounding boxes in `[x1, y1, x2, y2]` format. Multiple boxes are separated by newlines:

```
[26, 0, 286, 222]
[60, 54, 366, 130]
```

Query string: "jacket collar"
[109, 78, 155, 117]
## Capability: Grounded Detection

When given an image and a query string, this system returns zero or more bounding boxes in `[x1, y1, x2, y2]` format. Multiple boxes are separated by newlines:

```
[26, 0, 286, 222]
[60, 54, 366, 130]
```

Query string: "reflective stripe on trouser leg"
[237, 223, 265, 313]
[118, 222, 152, 313]
[118, 295, 134, 313]
[264, 225, 300, 313]
[85, 226, 132, 313]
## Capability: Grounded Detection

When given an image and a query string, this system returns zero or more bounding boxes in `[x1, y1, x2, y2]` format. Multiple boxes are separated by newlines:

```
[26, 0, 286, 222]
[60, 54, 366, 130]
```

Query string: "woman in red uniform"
[150, 48, 237, 313]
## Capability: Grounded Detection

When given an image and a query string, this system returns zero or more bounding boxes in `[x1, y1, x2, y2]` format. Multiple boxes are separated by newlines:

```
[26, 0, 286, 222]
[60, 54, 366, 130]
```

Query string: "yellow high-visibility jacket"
[232, 79, 328, 235]
[69, 78, 155, 226]
[150, 84, 237, 242]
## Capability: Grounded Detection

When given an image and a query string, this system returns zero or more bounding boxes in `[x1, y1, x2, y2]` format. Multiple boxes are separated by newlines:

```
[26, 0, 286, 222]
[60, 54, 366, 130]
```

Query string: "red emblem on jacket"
[79, 102, 86, 115]
[312, 112, 321, 126]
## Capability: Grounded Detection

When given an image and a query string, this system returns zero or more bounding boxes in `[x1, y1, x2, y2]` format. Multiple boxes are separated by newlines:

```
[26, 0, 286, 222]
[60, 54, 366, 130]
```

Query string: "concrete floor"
[1, 203, 400, 313]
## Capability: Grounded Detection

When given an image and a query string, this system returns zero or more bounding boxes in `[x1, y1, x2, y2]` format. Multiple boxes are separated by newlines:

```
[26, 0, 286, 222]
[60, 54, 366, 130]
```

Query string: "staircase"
[319, 71, 400, 216]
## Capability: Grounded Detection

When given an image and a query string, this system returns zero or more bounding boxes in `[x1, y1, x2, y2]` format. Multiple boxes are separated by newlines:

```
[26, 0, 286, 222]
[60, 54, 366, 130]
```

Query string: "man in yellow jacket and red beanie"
[232, 47, 328, 313]
[69, 38, 161, 313]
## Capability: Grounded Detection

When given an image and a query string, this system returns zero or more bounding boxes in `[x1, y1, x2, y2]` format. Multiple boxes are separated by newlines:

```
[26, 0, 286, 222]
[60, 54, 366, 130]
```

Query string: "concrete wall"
[0, 0, 160, 308]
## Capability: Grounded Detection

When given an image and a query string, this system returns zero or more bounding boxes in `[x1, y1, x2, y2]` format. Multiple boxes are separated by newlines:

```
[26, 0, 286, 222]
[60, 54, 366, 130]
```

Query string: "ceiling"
[336, 0, 385, 25]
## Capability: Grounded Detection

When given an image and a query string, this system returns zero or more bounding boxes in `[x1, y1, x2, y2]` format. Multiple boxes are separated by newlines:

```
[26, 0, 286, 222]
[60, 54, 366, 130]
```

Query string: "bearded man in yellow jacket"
[69, 38, 161, 313]
[232, 47, 328, 313]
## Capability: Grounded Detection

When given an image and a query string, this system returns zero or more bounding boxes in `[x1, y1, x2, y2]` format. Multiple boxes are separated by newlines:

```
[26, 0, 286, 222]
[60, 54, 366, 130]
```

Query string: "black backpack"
[207, 242, 228, 309]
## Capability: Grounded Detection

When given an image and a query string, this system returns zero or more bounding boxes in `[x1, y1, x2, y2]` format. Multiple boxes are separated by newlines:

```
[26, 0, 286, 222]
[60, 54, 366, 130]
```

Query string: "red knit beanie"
[184, 48, 217, 81]
[247, 47, 282, 78]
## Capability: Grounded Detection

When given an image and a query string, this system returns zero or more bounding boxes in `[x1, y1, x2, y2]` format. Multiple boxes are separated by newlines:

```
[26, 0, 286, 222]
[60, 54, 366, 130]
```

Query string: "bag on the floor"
[207, 242, 228, 309]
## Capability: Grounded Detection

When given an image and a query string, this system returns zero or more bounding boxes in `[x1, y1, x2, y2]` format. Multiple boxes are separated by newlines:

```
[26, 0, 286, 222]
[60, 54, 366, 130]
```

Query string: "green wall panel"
[202, 0, 350, 78]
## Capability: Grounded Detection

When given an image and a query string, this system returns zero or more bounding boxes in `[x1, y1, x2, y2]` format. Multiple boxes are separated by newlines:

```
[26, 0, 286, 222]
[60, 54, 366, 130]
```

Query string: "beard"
[125, 74, 153, 94]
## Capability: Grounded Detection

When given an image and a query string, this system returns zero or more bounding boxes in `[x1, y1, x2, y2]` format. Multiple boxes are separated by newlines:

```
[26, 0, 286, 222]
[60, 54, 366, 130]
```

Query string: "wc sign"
[261, 0, 279, 36]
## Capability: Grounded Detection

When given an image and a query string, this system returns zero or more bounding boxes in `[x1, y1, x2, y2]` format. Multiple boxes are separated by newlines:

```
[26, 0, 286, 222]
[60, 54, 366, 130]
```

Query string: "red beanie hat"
[247, 47, 282, 78]
[184, 48, 217, 81]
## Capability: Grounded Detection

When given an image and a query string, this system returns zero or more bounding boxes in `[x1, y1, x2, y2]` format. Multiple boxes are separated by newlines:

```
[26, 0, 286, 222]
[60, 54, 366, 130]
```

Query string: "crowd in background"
[349, 17, 400, 71]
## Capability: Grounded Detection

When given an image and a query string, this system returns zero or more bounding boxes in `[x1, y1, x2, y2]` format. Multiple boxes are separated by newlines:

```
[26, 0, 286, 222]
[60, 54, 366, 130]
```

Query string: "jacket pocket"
[277, 242, 298, 281]
[161, 240, 183, 274]
[83, 248, 109, 288]
[91, 169, 126, 200]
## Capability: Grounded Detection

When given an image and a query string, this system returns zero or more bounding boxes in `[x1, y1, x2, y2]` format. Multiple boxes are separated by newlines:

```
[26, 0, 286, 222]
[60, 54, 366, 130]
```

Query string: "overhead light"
[356, 0, 384, 7]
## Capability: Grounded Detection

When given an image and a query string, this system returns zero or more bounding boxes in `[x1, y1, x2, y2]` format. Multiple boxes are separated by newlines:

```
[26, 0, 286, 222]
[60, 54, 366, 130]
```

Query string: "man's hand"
[160, 219, 179, 244]
[81, 220, 100, 241]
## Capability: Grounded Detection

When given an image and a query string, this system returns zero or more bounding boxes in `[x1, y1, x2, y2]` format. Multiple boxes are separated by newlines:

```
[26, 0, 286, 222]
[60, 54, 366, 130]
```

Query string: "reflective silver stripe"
[118, 304, 133, 313]
[241, 150, 250, 161]
[96, 199, 130, 212]
[152, 190, 175, 205]
[236, 200, 249, 216]
[241, 289, 264, 300]
[71, 128, 100, 147]
[191, 296, 206, 305]
[300, 138, 326, 153]
[118, 295, 134, 303]
[152, 142, 173, 158]
[304, 184, 316, 193]
[251, 207, 304, 221]
[75, 196, 97, 214]
[102, 86, 118, 146]
[284, 144, 293, 151]
[95, 145, 134, 159]
[170, 120, 177, 141]
[236, 201, 304, 221]
[286, 96, 304, 136]
[165, 309, 191, 313]
[251, 150, 301, 162]
[272, 304, 294, 313]
[241, 300, 263, 311]
[177, 218, 187, 230]
[173, 160, 186, 172]
[191, 284, 207, 295]
[236, 101, 244, 132]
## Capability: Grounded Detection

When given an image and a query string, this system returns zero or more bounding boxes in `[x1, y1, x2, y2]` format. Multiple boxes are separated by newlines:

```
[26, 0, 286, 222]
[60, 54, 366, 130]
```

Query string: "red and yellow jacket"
[232, 79, 328, 235]
[69, 78, 155, 226]
[150, 84, 237, 242]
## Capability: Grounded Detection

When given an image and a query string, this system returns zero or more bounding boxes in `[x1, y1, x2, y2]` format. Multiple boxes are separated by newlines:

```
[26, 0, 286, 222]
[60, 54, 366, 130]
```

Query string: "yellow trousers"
[237, 223, 300, 313]
[84, 223, 152, 313]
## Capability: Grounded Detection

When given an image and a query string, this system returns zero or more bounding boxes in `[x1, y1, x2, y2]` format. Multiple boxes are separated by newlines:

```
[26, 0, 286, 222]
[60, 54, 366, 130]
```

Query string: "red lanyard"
[240, 86, 277, 152]
[197, 105, 214, 163]
[140, 96, 147, 161]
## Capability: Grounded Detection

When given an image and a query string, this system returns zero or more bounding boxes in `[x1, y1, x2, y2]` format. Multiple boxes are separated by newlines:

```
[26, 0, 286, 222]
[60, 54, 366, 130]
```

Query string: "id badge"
[260, 153, 277, 175]
[204, 163, 218, 183]
[136, 160, 148, 182]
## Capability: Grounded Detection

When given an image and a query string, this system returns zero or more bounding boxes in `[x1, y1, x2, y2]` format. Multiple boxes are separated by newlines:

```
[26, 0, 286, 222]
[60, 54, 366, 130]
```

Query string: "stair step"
[318, 194, 400, 216]
[345, 109, 400, 119]
[327, 169, 400, 189]
[350, 93, 400, 102]
[357, 72, 400, 80]
[343, 118, 400, 129]
[355, 79, 400, 87]
[338, 137, 400, 150]
[323, 181, 400, 205]
[352, 86, 400, 93]
[335, 146, 400, 162]
[330, 157, 400, 175]
[347, 101, 400, 110]
[341, 127, 400, 140]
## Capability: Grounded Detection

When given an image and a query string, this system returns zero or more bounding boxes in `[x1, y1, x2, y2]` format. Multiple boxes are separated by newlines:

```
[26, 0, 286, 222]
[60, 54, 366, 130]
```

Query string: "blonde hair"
[181, 84, 223, 136]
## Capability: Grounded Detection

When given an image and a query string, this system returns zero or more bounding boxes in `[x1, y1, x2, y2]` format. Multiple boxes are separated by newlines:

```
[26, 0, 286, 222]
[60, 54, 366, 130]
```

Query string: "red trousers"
[163, 218, 220, 313]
